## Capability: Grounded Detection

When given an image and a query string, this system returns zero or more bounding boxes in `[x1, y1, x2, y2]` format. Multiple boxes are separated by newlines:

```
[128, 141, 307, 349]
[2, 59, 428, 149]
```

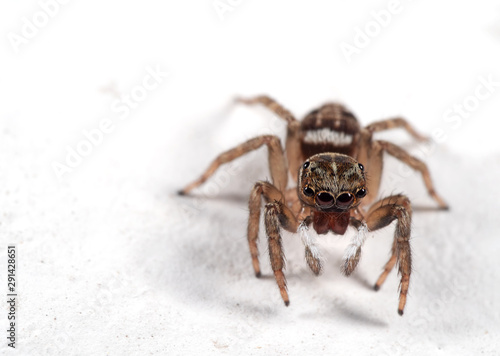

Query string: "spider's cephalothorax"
[298, 153, 367, 235]
[179, 95, 447, 315]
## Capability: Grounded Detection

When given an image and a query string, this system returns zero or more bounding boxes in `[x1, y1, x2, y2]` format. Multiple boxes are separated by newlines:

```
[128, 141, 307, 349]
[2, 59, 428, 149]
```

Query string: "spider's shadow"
[412, 205, 450, 213]
[182, 191, 249, 205]
[154, 194, 289, 316]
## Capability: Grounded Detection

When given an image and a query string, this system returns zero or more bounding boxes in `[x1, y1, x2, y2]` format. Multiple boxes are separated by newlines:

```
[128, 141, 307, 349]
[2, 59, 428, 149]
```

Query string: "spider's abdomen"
[300, 103, 360, 158]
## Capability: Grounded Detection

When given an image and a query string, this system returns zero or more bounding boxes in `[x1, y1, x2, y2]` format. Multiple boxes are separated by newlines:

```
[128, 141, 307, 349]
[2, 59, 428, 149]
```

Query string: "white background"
[1, 1, 500, 355]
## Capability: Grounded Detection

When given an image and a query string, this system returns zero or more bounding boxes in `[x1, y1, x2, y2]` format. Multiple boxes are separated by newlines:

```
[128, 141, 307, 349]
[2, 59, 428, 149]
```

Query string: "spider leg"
[265, 201, 290, 306]
[284, 187, 301, 216]
[178, 135, 288, 195]
[365, 117, 428, 142]
[356, 135, 448, 209]
[284, 120, 303, 182]
[237, 95, 304, 181]
[374, 239, 397, 291]
[355, 134, 383, 208]
[365, 194, 412, 316]
[248, 181, 286, 277]
[237, 95, 297, 124]
[376, 140, 448, 209]
[248, 181, 302, 305]
[264, 200, 300, 306]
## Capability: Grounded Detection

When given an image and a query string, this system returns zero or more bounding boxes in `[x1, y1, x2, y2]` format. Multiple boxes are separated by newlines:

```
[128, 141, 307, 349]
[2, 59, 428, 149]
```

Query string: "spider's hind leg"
[365, 117, 428, 142]
[236, 95, 297, 124]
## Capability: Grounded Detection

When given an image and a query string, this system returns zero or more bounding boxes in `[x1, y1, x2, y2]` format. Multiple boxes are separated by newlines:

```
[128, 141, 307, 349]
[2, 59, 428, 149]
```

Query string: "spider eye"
[356, 188, 367, 198]
[358, 163, 364, 171]
[303, 186, 314, 197]
[336, 193, 354, 207]
[316, 192, 334, 206]
[303, 162, 310, 169]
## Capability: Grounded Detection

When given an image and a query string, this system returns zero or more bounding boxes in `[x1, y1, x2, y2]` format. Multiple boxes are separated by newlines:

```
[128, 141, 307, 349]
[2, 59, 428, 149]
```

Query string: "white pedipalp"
[303, 128, 353, 145]
[342, 222, 368, 262]
[299, 222, 323, 262]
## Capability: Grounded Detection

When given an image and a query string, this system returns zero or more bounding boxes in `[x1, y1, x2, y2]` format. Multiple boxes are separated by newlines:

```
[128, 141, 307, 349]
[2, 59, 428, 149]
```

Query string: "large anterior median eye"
[315, 192, 335, 208]
[316, 192, 334, 204]
[303, 186, 314, 196]
[336, 193, 354, 207]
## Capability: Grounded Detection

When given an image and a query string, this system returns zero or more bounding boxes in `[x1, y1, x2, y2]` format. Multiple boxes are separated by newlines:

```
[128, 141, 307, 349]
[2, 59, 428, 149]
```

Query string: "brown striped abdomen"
[300, 103, 360, 158]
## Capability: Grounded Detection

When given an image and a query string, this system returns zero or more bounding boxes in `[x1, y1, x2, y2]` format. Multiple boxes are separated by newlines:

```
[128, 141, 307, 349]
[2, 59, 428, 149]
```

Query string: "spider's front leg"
[264, 201, 293, 306]
[365, 194, 413, 315]
[248, 181, 302, 306]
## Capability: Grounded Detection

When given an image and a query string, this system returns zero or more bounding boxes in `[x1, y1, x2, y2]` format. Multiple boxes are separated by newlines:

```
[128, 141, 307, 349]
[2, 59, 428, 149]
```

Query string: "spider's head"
[298, 153, 367, 212]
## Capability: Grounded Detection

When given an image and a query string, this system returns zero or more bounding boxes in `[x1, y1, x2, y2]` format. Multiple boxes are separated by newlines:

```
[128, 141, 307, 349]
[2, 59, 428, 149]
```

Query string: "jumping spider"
[179, 95, 448, 315]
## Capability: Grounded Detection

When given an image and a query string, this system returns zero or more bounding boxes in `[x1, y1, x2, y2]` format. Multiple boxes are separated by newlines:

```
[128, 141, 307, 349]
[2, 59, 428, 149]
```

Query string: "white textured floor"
[1, 1, 500, 355]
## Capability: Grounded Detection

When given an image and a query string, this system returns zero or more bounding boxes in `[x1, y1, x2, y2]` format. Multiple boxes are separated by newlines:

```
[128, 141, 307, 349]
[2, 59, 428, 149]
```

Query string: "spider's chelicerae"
[179, 95, 448, 315]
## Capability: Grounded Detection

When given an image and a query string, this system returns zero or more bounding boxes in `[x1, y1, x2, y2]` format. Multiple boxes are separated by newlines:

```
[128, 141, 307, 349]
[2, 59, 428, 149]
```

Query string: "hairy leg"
[247, 181, 287, 277]
[356, 137, 448, 210]
[261, 192, 301, 306]
[365, 194, 412, 316]
[264, 202, 290, 305]
[237, 95, 304, 181]
[356, 136, 384, 208]
[237, 95, 297, 124]
[285, 120, 304, 182]
[376, 140, 448, 209]
[365, 117, 428, 141]
[179, 135, 288, 195]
